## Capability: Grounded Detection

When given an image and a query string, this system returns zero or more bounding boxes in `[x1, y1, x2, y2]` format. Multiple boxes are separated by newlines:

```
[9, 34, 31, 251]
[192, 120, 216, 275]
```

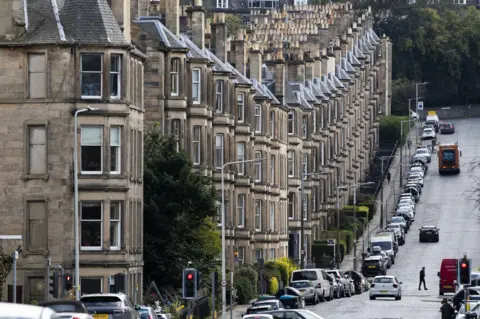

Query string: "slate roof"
[21, 0, 128, 46]
[134, 19, 186, 49]
[205, 50, 232, 73]
[179, 35, 210, 60]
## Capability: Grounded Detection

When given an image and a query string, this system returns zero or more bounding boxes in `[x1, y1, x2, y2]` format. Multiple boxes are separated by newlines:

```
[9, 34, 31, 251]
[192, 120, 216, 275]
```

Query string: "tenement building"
[0, 0, 145, 303]
[138, 0, 391, 269]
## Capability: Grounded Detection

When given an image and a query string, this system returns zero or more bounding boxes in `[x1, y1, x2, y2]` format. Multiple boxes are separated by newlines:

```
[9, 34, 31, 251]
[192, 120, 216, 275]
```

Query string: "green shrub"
[269, 277, 279, 295]
[379, 115, 409, 144]
[274, 257, 298, 284]
[235, 266, 258, 290]
[312, 241, 347, 261]
[340, 230, 354, 252]
[342, 205, 369, 220]
[235, 277, 255, 304]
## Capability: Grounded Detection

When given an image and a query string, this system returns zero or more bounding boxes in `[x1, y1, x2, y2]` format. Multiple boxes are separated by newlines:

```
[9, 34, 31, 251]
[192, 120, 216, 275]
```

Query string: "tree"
[143, 127, 221, 288]
[0, 249, 13, 300]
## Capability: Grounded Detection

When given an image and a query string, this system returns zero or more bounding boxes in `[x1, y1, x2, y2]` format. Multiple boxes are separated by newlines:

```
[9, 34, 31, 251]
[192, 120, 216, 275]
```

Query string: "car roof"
[0, 302, 54, 316]
[290, 280, 310, 283]
[365, 256, 382, 260]
[81, 293, 125, 299]
[421, 225, 437, 228]
[373, 275, 396, 280]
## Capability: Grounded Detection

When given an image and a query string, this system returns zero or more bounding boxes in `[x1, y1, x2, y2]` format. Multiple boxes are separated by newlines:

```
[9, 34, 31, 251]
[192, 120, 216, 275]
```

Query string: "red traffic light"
[66, 275, 71, 280]
[462, 263, 467, 268]
[187, 273, 194, 280]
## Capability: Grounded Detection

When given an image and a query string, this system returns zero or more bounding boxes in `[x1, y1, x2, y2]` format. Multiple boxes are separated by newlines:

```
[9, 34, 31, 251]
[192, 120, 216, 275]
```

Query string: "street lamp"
[415, 82, 429, 144]
[221, 157, 266, 319]
[337, 182, 375, 271]
[73, 106, 99, 300]
[399, 119, 415, 189]
[380, 156, 395, 229]
[300, 171, 322, 269]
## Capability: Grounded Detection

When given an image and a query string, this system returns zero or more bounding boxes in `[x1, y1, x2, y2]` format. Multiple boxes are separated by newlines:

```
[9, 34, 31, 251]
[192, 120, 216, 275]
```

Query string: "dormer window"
[170, 58, 180, 96]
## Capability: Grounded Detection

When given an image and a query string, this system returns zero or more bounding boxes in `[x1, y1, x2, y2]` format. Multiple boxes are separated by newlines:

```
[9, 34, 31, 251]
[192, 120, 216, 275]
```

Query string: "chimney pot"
[347, 27, 352, 35]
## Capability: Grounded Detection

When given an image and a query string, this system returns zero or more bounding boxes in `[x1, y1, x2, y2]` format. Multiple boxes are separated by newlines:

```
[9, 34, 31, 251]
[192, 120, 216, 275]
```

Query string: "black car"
[419, 226, 440, 242]
[344, 270, 368, 294]
[440, 122, 455, 134]
[361, 256, 387, 277]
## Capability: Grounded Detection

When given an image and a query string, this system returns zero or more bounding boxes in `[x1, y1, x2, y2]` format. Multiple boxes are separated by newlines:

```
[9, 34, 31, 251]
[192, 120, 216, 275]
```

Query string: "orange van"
[438, 258, 458, 295]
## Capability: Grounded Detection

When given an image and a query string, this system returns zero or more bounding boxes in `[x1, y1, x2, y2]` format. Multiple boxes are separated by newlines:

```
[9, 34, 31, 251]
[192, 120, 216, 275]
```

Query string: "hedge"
[274, 257, 298, 284]
[269, 277, 279, 295]
[379, 115, 409, 145]
[235, 266, 258, 304]
[341, 216, 364, 238]
[312, 240, 347, 261]
[342, 205, 369, 220]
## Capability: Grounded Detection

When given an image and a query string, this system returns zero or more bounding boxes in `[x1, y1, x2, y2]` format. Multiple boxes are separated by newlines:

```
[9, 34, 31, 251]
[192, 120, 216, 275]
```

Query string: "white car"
[0, 302, 59, 319]
[369, 275, 402, 300]
[456, 301, 480, 318]
[410, 110, 418, 120]
[415, 148, 431, 162]
[243, 315, 275, 319]
[397, 207, 415, 221]
[407, 175, 424, 187]
[410, 166, 425, 177]
[41, 300, 94, 319]
[422, 128, 436, 140]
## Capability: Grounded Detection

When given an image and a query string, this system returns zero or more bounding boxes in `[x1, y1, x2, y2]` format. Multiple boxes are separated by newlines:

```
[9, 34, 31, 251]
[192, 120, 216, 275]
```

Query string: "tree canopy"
[356, 1, 480, 108]
[143, 128, 221, 288]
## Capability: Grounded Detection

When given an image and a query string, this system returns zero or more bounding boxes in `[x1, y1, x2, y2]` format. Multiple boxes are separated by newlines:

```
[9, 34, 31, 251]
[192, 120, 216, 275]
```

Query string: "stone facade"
[136, 1, 391, 269]
[0, 0, 145, 304]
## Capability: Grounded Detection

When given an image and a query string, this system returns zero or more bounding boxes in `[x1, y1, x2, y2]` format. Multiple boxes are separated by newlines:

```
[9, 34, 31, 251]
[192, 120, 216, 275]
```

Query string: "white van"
[425, 114, 440, 132]
[370, 234, 396, 264]
[290, 268, 333, 301]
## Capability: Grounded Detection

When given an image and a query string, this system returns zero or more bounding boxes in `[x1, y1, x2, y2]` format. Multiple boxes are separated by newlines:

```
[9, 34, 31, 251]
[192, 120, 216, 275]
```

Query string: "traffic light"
[49, 271, 59, 298]
[182, 268, 197, 299]
[459, 258, 471, 285]
[64, 273, 73, 291]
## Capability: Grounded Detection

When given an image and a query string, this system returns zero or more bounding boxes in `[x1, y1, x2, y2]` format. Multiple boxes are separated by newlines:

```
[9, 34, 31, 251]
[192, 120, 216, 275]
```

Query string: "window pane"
[82, 73, 102, 97]
[110, 127, 120, 146]
[110, 73, 119, 97]
[110, 56, 120, 72]
[192, 69, 200, 82]
[29, 73, 46, 99]
[82, 54, 102, 72]
[81, 127, 102, 145]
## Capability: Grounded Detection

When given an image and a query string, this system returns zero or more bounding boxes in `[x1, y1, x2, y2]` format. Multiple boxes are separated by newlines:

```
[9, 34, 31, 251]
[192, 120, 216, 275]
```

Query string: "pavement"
[231, 118, 480, 318]
[339, 124, 418, 272]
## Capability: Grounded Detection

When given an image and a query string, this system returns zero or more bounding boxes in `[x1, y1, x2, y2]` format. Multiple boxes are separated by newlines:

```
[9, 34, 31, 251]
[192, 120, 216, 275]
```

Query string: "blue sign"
[417, 101, 424, 111]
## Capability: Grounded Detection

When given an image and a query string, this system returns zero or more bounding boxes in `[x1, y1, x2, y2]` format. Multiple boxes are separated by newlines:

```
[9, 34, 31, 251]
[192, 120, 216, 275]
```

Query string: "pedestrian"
[408, 139, 412, 149]
[419, 266, 427, 290]
[386, 172, 391, 183]
[440, 298, 454, 319]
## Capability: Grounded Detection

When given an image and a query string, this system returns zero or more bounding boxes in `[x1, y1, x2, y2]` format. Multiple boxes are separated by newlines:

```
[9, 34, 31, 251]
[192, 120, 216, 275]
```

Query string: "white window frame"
[110, 55, 121, 99]
[254, 151, 262, 182]
[255, 200, 262, 231]
[192, 126, 201, 165]
[287, 150, 295, 178]
[302, 153, 308, 178]
[312, 149, 317, 172]
[217, 0, 228, 8]
[270, 110, 275, 138]
[215, 80, 223, 113]
[81, 53, 103, 99]
[81, 126, 103, 175]
[80, 202, 103, 251]
[192, 68, 201, 104]
[237, 142, 245, 175]
[269, 202, 275, 232]
[110, 126, 121, 174]
[215, 134, 224, 169]
[288, 111, 295, 135]
[288, 193, 295, 220]
[313, 110, 317, 133]
[237, 194, 245, 228]
[312, 186, 317, 212]
[321, 142, 325, 166]
[269, 248, 276, 260]
[270, 154, 275, 184]
[254, 104, 262, 133]
[302, 195, 307, 221]
[110, 202, 121, 250]
[237, 93, 245, 122]
[170, 58, 179, 96]
[302, 116, 308, 138]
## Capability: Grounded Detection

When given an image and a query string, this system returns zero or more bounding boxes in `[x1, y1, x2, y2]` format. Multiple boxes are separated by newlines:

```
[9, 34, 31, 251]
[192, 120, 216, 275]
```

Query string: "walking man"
[386, 172, 391, 183]
[419, 267, 427, 290]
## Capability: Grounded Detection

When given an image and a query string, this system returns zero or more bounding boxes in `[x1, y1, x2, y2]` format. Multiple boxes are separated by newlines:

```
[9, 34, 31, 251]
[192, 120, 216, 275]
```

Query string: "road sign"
[0, 235, 22, 240]
[327, 239, 335, 246]
[221, 280, 227, 287]
[417, 101, 424, 111]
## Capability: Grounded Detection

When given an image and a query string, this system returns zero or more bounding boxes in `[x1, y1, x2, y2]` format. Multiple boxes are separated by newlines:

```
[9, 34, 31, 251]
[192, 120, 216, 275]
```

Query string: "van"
[437, 258, 458, 295]
[370, 234, 396, 264]
[426, 115, 440, 132]
[290, 269, 333, 301]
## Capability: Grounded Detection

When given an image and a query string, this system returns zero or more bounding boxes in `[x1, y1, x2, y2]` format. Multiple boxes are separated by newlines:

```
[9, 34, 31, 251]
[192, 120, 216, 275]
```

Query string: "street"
[303, 118, 480, 318]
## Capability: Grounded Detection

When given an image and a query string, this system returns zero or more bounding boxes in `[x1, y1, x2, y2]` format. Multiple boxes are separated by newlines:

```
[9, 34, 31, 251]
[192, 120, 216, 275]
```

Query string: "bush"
[269, 277, 279, 295]
[340, 230, 354, 252]
[235, 277, 255, 304]
[312, 241, 347, 262]
[235, 266, 258, 286]
[274, 257, 298, 284]
[379, 115, 409, 145]
[342, 205, 369, 220]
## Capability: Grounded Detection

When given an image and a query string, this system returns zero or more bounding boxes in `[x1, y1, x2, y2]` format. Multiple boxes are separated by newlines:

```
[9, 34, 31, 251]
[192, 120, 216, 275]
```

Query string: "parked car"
[251, 299, 285, 310]
[369, 275, 402, 300]
[361, 256, 387, 277]
[344, 270, 369, 293]
[422, 127, 436, 140]
[325, 273, 341, 298]
[275, 287, 305, 309]
[245, 305, 274, 315]
[0, 302, 59, 319]
[80, 293, 140, 319]
[243, 315, 275, 319]
[40, 300, 94, 319]
[290, 268, 333, 301]
[415, 148, 432, 162]
[289, 280, 320, 304]
[264, 309, 326, 319]
[137, 306, 159, 319]
[326, 270, 352, 297]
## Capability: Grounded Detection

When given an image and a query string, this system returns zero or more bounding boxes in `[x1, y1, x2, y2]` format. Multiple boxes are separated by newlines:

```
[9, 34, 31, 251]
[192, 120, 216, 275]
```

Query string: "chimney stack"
[287, 53, 305, 83]
[187, 0, 205, 49]
[0, 0, 24, 40]
[305, 52, 314, 81]
[321, 48, 328, 76]
[352, 22, 359, 45]
[274, 48, 286, 98]
[212, 13, 228, 63]
[333, 37, 342, 65]
[249, 42, 263, 84]
[340, 34, 348, 56]
[165, 0, 180, 37]
[233, 29, 247, 76]
[313, 50, 322, 78]
[347, 28, 354, 52]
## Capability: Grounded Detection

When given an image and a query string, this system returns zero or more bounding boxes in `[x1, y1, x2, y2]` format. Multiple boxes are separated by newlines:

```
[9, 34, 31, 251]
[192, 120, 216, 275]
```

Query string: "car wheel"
[392, 258, 395, 265]
[370, 296, 375, 300]
[320, 290, 325, 302]
[436, 237, 440, 242]
[314, 293, 319, 304]
[329, 288, 334, 300]
[440, 291, 444, 296]
[395, 295, 402, 300]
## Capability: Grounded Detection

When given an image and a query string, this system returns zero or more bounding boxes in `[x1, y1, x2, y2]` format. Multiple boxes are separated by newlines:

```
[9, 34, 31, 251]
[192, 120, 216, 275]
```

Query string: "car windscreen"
[290, 281, 310, 288]
[45, 304, 84, 313]
[80, 296, 122, 307]
[139, 310, 157, 319]
[247, 307, 271, 314]
[442, 149, 455, 162]
[292, 271, 317, 281]
[245, 316, 273, 319]
[371, 241, 392, 250]
[362, 259, 380, 265]
[374, 277, 394, 284]
[388, 224, 401, 229]
[253, 301, 278, 309]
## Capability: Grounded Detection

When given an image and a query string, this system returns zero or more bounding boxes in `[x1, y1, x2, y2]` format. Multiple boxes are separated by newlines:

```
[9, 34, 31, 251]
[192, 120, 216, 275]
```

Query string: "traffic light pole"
[12, 251, 17, 303]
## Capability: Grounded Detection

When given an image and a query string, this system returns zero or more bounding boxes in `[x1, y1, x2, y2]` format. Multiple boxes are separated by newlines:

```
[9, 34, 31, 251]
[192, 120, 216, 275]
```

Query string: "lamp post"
[221, 157, 266, 319]
[415, 82, 429, 144]
[337, 182, 375, 271]
[399, 119, 415, 189]
[380, 156, 395, 229]
[74, 106, 98, 300]
[300, 171, 322, 269]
